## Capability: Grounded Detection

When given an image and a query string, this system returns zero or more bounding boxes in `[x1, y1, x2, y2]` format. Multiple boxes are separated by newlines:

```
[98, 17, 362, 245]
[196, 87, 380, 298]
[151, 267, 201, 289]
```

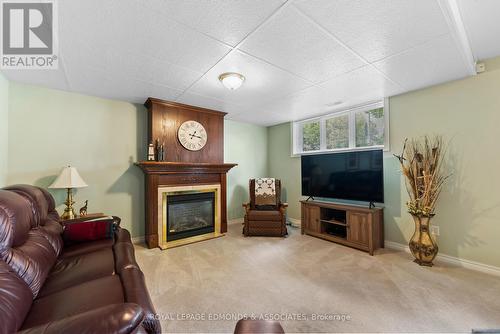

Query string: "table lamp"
[49, 166, 88, 220]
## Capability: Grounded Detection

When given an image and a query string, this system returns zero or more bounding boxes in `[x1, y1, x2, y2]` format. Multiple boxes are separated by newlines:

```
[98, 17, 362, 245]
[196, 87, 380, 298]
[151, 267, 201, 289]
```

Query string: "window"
[302, 120, 320, 152]
[293, 101, 388, 155]
[355, 108, 385, 147]
[325, 113, 349, 149]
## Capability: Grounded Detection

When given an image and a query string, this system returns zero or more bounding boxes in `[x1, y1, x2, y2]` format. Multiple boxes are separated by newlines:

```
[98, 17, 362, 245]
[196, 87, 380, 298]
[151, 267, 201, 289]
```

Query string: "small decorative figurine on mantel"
[147, 142, 155, 161]
[79, 200, 88, 217]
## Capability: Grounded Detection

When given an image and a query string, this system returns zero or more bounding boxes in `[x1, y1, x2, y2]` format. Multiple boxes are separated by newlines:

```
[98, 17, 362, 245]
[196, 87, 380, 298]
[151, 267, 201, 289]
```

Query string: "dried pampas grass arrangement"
[394, 136, 450, 217]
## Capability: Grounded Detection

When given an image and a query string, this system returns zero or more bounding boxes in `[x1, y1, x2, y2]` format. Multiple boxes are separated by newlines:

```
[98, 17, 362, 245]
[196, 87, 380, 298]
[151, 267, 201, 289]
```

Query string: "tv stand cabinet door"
[347, 212, 370, 248]
[303, 205, 320, 234]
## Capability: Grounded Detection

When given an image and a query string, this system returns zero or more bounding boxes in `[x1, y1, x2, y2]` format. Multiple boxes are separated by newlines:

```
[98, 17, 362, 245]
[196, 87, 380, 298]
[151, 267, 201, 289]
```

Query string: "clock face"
[177, 120, 208, 151]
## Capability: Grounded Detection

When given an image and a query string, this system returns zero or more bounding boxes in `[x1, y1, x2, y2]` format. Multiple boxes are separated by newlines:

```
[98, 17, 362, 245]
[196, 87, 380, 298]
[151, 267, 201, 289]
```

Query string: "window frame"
[292, 100, 389, 156]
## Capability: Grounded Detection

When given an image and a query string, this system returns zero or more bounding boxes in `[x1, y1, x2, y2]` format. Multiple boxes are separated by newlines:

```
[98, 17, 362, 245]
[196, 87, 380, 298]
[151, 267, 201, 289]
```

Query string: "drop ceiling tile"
[187, 50, 312, 107]
[176, 91, 247, 115]
[318, 66, 402, 105]
[294, 0, 450, 63]
[60, 0, 231, 76]
[138, 0, 287, 47]
[373, 34, 469, 92]
[1, 65, 69, 92]
[458, 0, 500, 60]
[240, 6, 364, 83]
[119, 3, 232, 74]
[106, 52, 203, 91]
[66, 67, 183, 104]
[227, 110, 290, 127]
[257, 86, 330, 121]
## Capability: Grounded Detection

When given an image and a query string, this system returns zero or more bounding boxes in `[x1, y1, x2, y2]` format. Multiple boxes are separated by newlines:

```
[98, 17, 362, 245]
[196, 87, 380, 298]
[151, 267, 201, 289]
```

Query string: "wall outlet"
[431, 226, 440, 236]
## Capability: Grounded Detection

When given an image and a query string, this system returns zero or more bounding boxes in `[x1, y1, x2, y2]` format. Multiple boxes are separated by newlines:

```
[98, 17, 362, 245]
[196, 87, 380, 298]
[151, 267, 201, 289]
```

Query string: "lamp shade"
[49, 166, 88, 189]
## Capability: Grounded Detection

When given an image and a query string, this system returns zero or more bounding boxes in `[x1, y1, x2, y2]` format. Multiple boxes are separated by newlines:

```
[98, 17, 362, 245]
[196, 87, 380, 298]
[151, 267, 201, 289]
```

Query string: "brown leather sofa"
[0, 185, 161, 334]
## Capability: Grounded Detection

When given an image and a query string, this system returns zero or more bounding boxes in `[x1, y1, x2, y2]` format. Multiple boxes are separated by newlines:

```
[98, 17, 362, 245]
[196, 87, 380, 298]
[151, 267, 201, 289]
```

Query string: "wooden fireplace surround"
[137, 98, 237, 249]
[136, 162, 236, 248]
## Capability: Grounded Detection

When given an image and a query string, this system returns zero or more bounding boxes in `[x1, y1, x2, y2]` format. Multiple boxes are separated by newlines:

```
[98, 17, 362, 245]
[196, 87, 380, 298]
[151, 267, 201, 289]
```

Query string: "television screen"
[301, 150, 384, 203]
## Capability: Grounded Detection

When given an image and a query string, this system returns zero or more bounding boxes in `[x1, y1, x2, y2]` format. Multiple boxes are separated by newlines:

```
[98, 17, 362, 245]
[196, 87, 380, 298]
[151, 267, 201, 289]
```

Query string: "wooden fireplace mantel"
[138, 97, 237, 249]
[136, 161, 237, 174]
[136, 161, 237, 248]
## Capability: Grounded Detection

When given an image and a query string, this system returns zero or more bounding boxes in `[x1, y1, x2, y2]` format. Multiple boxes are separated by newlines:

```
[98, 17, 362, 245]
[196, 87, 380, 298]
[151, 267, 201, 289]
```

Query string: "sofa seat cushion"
[247, 210, 282, 221]
[60, 238, 114, 258]
[38, 248, 115, 298]
[22, 275, 124, 330]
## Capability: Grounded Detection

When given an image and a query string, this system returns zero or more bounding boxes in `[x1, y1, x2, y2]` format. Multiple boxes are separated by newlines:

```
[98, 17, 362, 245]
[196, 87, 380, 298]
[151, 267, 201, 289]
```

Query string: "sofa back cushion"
[0, 190, 58, 298]
[0, 259, 33, 333]
[4, 185, 63, 256]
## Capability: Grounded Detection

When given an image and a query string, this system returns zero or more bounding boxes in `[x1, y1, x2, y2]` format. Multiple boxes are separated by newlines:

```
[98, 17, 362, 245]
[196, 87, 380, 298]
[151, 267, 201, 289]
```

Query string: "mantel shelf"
[135, 161, 237, 174]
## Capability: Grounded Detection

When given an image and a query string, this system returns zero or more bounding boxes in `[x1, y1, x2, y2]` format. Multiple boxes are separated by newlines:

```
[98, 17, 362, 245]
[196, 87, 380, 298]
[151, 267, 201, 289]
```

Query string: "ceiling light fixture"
[218, 72, 245, 90]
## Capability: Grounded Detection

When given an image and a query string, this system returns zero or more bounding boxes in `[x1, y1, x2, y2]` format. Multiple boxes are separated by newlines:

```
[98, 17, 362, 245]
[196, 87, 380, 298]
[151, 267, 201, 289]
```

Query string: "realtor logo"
[1, 0, 58, 69]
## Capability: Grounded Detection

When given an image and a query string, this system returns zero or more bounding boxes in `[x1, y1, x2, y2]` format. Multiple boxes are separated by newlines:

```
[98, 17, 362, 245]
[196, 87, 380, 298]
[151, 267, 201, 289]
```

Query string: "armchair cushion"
[247, 210, 282, 221]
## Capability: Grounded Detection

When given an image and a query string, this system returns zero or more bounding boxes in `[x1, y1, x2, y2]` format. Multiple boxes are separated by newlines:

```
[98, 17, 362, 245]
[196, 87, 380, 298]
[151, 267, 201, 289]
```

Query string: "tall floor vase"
[408, 214, 438, 266]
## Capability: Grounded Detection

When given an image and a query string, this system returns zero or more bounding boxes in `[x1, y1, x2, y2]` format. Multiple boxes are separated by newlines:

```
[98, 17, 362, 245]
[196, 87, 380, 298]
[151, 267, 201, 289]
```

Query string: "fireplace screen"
[166, 191, 215, 241]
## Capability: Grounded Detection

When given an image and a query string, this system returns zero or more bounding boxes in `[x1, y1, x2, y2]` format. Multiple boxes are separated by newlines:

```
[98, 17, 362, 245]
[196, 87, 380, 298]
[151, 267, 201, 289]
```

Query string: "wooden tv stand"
[301, 200, 384, 255]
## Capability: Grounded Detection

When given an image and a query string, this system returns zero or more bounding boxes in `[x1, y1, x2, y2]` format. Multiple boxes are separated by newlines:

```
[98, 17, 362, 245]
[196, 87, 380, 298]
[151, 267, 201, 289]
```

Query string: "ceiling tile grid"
[1, 0, 499, 126]
[240, 5, 365, 83]
[136, 0, 288, 47]
[373, 34, 470, 92]
[293, 0, 451, 63]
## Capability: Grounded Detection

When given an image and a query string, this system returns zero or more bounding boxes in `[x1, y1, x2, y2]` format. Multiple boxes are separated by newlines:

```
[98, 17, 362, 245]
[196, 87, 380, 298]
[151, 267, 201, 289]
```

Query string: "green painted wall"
[5, 82, 267, 236]
[267, 122, 301, 220]
[225, 120, 268, 219]
[7, 82, 147, 237]
[268, 56, 500, 268]
[0, 73, 8, 187]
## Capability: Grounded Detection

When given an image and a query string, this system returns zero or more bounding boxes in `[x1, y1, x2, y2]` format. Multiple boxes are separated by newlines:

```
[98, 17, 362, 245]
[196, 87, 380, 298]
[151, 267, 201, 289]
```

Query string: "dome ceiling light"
[218, 72, 245, 90]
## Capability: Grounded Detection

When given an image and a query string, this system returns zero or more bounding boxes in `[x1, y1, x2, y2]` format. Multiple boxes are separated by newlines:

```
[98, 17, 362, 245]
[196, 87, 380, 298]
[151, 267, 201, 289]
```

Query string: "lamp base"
[61, 188, 76, 220]
[61, 207, 76, 220]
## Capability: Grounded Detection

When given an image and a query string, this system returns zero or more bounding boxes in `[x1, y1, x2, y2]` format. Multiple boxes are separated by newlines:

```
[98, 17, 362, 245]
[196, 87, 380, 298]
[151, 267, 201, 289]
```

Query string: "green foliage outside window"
[355, 108, 384, 147]
[302, 121, 320, 151]
[326, 114, 349, 149]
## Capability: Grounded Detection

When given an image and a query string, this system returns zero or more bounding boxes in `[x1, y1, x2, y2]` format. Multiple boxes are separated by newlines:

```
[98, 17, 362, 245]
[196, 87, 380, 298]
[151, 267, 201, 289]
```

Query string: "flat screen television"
[301, 150, 384, 203]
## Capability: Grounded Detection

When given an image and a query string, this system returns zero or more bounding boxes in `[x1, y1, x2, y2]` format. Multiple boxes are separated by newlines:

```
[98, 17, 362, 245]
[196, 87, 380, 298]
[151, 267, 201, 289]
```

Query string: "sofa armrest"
[120, 267, 161, 334]
[18, 303, 144, 334]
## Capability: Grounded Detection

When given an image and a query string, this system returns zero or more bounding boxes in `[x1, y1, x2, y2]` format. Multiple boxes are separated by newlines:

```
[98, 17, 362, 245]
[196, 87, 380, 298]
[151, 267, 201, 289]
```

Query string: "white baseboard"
[131, 236, 145, 244]
[228, 218, 244, 225]
[287, 217, 301, 228]
[384, 241, 500, 277]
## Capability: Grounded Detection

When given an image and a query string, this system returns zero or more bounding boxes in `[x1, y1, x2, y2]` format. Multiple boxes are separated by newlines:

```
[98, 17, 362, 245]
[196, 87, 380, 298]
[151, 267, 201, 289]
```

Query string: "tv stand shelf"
[320, 219, 347, 227]
[301, 200, 384, 255]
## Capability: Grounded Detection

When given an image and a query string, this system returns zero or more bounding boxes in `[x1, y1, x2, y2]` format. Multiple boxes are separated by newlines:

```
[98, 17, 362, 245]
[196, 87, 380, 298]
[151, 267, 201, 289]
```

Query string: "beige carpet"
[134, 223, 500, 333]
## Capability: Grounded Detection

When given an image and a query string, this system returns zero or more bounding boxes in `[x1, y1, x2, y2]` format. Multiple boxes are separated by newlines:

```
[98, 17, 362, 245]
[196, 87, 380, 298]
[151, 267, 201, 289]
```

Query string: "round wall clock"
[177, 120, 208, 151]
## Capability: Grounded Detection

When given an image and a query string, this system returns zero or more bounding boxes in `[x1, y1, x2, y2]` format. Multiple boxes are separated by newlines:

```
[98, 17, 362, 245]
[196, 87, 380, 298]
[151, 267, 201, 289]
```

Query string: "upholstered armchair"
[242, 178, 288, 237]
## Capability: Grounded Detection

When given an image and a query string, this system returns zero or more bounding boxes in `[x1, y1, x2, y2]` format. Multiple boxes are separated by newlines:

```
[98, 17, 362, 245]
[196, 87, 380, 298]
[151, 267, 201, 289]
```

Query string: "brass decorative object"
[409, 214, 438, 266]
[79, 200, 88, 217]
[62, 188, 76, 220]
[394, 136, 449, 266]
[49, 166, 88, 221]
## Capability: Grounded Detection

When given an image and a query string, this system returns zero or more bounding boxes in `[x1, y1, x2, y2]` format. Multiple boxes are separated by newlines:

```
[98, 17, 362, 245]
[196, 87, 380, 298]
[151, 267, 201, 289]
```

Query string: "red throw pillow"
[63, 216, 117, 243]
